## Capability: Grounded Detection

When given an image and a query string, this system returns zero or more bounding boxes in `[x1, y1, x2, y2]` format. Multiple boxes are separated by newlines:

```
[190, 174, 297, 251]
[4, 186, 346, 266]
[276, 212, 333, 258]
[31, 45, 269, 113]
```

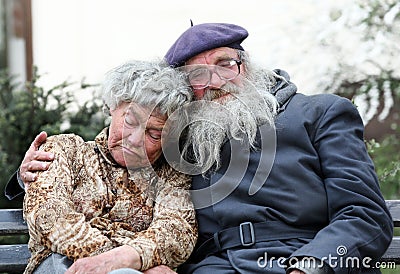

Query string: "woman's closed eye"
[147, 129, 161, 140]
[124, 114, 138, 128]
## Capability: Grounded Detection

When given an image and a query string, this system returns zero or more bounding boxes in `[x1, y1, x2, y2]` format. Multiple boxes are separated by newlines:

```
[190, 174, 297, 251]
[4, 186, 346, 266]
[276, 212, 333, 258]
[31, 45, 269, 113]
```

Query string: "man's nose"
[208, 71, 226, 89]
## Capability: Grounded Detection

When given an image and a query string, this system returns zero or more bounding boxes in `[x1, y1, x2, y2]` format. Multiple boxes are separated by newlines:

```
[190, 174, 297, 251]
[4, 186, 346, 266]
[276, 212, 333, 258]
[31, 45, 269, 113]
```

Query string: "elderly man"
[6, 23, 393, 274]
[165, 23, 393, 274]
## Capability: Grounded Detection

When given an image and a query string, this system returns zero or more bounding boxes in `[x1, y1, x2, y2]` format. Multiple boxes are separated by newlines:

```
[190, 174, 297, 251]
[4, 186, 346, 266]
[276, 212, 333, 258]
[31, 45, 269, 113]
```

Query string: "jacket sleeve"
[111, 166, 197, 271]
[4, 169, 25, 200]
[23, 134, 114, 260]
[288, 96, 393, 273]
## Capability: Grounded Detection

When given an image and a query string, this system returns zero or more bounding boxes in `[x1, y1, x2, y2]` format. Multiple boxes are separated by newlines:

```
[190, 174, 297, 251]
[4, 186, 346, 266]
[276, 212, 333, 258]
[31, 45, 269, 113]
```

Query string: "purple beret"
[165, 23, 249, 67]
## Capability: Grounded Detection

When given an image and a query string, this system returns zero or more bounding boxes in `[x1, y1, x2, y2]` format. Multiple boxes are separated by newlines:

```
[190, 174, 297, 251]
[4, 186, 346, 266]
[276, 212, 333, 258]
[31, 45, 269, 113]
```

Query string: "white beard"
[182, 79, 278, 173]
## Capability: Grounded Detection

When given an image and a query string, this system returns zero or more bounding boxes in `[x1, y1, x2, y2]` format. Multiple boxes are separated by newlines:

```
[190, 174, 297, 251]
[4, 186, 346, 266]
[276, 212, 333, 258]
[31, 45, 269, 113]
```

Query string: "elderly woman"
[22, 61, 197, 274]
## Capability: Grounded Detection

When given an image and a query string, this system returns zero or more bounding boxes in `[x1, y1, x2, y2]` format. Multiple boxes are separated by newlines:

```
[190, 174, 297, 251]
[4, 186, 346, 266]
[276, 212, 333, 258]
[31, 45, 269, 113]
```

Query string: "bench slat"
[381, 236, 400, 263]
[0, 200, 399, 273]
[1, 201, 399, 230]
[386, 200, 400, 226]
[0, 244, 30, 273]
[0, 241, 399, 271]
[0, 209, 28, 235]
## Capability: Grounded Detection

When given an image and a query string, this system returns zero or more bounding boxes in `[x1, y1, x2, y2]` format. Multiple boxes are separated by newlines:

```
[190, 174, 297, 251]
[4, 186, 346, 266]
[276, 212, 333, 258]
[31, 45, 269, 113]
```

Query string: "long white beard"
[182, 79, 278, 173]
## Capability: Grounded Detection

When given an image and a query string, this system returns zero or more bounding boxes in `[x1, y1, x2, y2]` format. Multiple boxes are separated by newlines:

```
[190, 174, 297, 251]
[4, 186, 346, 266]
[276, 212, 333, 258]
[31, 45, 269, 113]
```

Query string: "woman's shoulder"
[154, 162, 192, 189]
[46, 133, 86, 144]
[41, 133, 93, 155]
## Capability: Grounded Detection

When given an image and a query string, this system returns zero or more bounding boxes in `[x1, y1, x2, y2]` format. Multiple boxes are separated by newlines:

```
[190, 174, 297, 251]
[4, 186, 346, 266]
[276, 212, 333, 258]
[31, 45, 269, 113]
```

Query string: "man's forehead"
[187, 47, 238, 64]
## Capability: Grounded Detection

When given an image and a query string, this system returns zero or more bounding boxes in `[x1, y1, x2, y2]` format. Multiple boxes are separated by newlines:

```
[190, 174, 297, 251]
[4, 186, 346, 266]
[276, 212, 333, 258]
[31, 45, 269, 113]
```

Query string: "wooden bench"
[0, 209, 30, 273]
[1, 200, 399, 273]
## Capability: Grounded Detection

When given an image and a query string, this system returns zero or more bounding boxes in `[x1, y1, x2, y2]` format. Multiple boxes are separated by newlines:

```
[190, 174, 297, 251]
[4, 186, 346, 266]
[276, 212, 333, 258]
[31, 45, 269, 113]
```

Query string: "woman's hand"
[289, 270, 305, 274]
[65, 245, 142, 274]
[143, 265, 177, 274]
[19, 131, 53, 187]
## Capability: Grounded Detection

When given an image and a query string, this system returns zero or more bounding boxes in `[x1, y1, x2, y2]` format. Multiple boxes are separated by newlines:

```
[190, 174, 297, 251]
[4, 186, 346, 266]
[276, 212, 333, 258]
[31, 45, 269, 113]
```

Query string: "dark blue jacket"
[181, 91, 393, 273]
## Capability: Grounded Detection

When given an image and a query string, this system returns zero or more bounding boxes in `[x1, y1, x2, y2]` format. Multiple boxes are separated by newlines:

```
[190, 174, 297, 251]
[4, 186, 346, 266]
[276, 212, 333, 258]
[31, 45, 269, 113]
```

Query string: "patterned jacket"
[23, 128, 197, 273]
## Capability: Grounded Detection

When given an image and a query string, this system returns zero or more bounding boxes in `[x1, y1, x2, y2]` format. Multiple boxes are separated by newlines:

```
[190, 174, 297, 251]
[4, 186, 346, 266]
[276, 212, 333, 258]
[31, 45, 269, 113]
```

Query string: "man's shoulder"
[292, 92, 344, 103]
[289, 93, 353, 111]
[282, 93, 357, 124]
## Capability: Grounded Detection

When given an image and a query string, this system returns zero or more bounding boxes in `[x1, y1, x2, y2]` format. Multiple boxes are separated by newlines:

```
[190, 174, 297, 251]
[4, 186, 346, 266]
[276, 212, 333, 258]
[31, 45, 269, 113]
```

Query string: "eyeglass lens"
[188, 60, 241, 89]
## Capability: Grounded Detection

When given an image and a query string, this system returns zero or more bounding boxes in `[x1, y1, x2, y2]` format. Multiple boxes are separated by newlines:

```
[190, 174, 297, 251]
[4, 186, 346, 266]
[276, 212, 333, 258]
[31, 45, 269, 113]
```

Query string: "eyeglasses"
[186, 59, 242, 90]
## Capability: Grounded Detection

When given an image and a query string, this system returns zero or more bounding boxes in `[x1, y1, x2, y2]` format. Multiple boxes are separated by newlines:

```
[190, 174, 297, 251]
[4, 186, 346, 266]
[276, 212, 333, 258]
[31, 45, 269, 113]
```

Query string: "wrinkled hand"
[65, 245, 141, 274]
[143, 265, 177, 274]
[19, 131, 53, 187]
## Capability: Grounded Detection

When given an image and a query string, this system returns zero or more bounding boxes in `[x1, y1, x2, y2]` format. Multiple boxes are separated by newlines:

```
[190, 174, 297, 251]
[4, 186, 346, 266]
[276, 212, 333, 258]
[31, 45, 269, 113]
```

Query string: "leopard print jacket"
[23, 128, 197, 273]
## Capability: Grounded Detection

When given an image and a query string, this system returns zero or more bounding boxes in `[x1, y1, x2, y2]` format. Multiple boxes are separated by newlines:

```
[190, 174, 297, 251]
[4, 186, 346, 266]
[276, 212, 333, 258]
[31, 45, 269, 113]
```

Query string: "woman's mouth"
[122, 146, 142, 157]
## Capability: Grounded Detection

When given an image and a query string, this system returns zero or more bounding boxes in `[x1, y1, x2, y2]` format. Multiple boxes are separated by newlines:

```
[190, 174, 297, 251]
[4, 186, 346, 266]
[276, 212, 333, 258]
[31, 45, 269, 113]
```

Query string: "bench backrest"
[383, 200, 400, 264]
[1, 200, 399, 273]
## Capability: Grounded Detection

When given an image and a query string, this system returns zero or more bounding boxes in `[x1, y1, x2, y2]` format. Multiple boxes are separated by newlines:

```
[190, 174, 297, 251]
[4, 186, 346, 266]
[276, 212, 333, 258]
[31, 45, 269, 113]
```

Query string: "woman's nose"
[125, 127, 144, 147]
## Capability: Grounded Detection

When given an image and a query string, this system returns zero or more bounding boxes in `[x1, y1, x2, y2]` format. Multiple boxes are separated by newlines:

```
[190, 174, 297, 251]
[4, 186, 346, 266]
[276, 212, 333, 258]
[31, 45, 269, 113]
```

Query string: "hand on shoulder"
[19, 131, 53, 187]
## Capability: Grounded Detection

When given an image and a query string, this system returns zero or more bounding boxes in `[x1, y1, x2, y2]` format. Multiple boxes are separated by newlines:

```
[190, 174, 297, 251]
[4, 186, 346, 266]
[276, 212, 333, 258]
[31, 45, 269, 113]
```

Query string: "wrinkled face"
[186, 47, 245, 101]
[108, 101, 167, 168]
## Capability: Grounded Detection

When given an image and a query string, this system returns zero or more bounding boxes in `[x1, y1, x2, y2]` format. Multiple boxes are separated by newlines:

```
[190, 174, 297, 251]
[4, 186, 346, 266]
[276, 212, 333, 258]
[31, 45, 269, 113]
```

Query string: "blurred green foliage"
[367, 134, 400, 199]
[0, 67, 107, 208]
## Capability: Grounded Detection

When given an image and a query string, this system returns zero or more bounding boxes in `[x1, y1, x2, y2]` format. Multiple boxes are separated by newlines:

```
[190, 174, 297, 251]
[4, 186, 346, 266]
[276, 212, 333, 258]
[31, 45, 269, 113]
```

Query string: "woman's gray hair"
[102, 60, 192, 115]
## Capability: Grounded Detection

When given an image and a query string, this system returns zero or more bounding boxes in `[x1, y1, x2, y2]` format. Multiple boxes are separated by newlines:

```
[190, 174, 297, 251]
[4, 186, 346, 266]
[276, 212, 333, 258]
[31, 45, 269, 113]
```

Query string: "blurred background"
[1, 0, 399, 204]
[0, 1, 399, 271]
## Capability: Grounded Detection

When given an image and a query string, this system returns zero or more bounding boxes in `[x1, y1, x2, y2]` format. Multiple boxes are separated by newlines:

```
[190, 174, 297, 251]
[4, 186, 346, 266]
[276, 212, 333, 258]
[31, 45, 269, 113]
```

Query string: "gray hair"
[102, 60, 192, 115]
[237, 50, 281, 93]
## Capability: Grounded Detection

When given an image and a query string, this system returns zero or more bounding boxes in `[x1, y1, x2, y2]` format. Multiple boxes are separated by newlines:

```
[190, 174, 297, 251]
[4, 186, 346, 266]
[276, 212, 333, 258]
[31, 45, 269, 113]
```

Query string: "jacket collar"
[94, 128, 118, 166]
[271, 69, 297, 111]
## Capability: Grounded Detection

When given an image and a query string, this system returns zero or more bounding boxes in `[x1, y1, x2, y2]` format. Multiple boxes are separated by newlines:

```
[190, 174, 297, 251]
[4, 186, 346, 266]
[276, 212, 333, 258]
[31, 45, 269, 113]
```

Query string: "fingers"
[22, 132, 53, 164]
[20, 171, 37, 184]
[143, 265, 176, 274]
[20, 158, 51, 183]
[26, 132, 53, 162]
[65, 257, 109, 274]
[24, 150, 54, 163]
[64, 263, 75, 274]
[32, 131, 48, 150]
[20, 160, 50, 181]
[19, 131, 53, 185]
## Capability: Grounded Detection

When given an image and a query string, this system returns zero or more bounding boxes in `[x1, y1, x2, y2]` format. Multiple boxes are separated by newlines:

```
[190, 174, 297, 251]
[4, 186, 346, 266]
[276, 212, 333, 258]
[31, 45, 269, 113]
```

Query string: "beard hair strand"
[183, 79, 278, 173]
